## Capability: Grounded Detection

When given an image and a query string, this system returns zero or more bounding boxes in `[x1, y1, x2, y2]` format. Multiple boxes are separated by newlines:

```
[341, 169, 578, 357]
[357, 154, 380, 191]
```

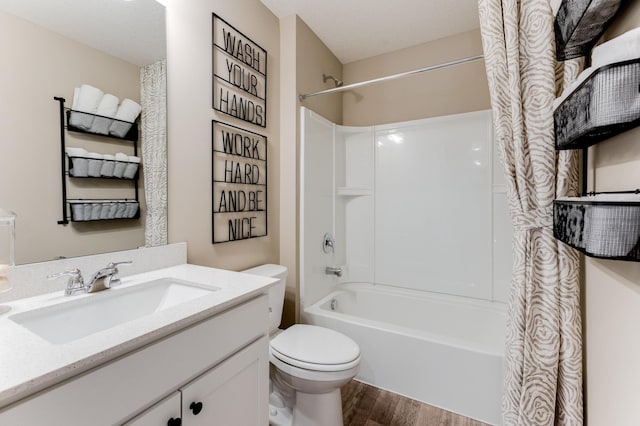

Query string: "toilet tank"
[242, 264, 288, 333]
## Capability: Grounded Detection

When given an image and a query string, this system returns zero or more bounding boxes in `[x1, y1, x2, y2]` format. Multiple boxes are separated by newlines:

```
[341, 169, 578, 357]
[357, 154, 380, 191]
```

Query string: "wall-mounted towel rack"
[54, 96, 140, 224]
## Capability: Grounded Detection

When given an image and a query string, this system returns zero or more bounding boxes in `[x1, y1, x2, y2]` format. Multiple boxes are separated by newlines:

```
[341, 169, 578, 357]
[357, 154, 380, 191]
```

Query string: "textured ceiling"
[260, 0, 480, 64]
[0, 0, 165, 66]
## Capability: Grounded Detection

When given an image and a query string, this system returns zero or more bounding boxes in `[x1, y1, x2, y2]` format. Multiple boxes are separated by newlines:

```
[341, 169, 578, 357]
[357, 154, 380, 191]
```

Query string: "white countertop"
[0, 264, 276, 408]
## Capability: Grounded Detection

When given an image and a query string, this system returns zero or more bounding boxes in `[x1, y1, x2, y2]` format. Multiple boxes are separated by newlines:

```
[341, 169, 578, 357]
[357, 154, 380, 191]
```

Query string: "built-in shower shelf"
[336, 187, 373, 196]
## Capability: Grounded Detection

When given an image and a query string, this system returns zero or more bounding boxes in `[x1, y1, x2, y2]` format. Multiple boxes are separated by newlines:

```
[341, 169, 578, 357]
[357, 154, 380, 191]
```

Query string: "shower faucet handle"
[322, 233, 335, 254]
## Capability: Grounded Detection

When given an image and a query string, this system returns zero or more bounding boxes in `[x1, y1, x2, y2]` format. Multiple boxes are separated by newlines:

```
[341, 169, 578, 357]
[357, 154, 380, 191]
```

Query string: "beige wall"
[279, 15, 343, 326]
[296, 17, 344, 125]
[584, 3, 640, 425]
[166, 0, 280, 271]
[342, 29, 489, 126]
[0, 11, 144, 265]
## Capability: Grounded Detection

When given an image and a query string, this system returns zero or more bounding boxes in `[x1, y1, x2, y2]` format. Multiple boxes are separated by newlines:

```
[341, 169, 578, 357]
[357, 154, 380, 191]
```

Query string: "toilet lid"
[270, 324, 360, 369]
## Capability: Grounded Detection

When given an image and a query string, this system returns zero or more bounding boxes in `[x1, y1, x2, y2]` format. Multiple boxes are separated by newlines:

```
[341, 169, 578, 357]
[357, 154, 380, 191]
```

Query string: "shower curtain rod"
[299, 55, 484, 101]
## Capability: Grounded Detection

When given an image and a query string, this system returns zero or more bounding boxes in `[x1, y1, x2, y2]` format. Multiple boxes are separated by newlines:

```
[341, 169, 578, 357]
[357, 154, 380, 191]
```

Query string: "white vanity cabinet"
[126, 392, 182, 426]
[127, 336, 268, 426]
[0, 294, 269, 426]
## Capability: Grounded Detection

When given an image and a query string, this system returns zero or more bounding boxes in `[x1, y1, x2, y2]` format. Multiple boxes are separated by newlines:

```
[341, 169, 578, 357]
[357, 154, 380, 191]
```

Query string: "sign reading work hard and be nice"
[212, 14, 267, 127]
[212, 121, 267, 243]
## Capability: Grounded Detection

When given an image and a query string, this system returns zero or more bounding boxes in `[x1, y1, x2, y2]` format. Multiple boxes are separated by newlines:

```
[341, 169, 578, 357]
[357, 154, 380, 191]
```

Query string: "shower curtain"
[478, 1, 583, 425]
[140, 60, 168, 246]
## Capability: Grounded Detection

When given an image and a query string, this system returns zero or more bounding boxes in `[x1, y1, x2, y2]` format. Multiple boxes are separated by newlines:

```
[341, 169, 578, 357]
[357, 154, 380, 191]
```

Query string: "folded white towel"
[550, 0, 562, 16]
[113, 152, 129, 178]
[89, 94, 119, 135]
[591, 27, 640, 70]
[557, 193, 640, 202]
[69, 84, 104, 130]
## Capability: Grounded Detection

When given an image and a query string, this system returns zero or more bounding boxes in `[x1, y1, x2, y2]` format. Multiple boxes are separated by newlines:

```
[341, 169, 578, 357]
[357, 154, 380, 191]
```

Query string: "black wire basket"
[553, 196, 640, 260]
[554, 59, 640, 150]
[554, 0, 622, 61]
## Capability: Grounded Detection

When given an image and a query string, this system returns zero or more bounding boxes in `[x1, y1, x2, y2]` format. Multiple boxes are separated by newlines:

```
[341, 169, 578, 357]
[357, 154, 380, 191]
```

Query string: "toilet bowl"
[242, 264, 360, 426]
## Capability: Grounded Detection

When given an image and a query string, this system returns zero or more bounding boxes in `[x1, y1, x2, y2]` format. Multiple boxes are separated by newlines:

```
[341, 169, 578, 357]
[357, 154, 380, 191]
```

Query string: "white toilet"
[243, 264, 360, 426]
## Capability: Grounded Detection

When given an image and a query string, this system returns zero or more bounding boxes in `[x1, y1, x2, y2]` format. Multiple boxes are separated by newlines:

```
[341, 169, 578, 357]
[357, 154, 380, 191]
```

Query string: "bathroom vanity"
[0, 263, 275, 425]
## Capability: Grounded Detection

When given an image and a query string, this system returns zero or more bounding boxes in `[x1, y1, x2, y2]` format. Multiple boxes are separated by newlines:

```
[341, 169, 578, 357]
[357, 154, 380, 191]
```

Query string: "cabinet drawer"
[0, 295, 268, 425]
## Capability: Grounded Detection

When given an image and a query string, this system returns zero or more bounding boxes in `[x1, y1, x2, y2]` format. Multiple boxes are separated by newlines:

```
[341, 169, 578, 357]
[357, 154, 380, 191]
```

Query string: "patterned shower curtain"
[140, 60, 168, 246]
[477, 1, 583, 424]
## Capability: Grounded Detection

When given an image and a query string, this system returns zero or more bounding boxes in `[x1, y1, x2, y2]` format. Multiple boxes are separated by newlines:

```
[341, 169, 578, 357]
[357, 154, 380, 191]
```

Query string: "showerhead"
[323, 74, 343, 87]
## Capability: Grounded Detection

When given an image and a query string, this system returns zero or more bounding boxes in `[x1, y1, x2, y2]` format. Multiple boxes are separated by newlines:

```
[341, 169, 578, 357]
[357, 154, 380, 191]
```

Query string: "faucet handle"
[102, 261, 132, 288]
[107, 261, 133, 270]
[47, 268, 85, 295]
[47, 268, 83, 281]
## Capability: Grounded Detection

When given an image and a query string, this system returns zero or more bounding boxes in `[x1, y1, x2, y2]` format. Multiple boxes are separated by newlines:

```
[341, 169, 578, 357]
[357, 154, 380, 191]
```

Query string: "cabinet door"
[181, 336, 269, 426]
[124, 392, 181, 426]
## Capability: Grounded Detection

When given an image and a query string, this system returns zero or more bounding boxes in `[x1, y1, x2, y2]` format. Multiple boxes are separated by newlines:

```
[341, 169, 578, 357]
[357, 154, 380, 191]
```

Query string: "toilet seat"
[270, 324, 360, 372]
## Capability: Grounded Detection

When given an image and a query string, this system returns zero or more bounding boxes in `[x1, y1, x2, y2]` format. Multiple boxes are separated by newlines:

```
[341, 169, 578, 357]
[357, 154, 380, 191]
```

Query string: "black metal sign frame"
[212, 13, 267, 128]
[212, 120, 267, 244]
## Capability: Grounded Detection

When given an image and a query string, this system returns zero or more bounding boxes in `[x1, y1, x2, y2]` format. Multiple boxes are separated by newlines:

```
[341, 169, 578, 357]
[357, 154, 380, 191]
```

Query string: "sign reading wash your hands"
[212, 121, 267, 243]
[212, 13, 267, 127]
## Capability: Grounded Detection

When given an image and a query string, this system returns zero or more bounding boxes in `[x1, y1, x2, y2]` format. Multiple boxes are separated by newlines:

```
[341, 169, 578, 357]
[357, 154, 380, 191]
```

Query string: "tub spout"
[325, 266, 343, 277]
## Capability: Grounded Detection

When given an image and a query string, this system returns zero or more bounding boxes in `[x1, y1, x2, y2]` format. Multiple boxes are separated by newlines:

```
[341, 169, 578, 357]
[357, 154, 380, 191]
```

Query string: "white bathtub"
[303, 283, 506, 425]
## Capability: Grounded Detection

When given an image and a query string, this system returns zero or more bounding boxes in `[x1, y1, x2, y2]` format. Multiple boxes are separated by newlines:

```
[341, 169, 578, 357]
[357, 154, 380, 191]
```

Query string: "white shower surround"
[300, 108, 511, 424]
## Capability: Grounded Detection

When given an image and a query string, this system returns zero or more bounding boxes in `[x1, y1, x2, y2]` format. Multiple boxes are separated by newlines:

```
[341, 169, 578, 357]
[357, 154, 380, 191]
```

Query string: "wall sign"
[212, 13, 267, 127]
[212, 121, 267, 243]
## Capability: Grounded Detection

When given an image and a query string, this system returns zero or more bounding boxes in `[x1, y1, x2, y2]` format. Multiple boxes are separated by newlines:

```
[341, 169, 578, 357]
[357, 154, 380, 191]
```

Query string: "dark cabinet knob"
[167, 417, 181, 426]
[190, 401, 204, 415]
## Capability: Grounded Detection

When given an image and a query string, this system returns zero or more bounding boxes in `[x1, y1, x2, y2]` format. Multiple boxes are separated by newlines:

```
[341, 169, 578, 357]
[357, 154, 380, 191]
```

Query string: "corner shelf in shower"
[336, 187, 373, 197]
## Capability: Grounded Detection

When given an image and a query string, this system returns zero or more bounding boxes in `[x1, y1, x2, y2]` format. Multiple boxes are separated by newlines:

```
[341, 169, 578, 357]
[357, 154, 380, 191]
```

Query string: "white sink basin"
[9, 278, 218, 344]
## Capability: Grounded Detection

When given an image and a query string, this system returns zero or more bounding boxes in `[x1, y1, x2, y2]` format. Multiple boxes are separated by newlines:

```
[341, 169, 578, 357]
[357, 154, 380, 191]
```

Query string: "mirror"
[0, 0, 166, 265]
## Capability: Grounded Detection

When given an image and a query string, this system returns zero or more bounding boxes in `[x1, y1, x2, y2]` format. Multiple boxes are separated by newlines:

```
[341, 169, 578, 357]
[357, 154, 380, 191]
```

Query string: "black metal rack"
[54, 96, 140, 224]
[554, 0, 622, 61]
[552, 5, 640, 261]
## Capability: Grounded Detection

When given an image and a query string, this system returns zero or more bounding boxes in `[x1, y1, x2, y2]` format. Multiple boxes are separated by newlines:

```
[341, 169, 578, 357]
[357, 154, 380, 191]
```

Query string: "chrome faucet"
[48, 261, 132, 296]
[87, 261, 132, 292]
[325, 266, 343, 277]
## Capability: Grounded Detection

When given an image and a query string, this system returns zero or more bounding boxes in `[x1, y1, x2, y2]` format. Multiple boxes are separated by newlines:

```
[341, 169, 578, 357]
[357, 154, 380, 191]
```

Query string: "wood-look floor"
[341, 380, 489, 426]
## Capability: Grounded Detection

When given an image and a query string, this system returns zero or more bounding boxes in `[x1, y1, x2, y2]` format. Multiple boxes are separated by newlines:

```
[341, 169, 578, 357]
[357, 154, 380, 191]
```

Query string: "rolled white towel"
[113, 152, 129, 178]
[65, 147, 88, 157]
[71, 87, 80, 110]
[69, 84, 104, 130]
[89, 94, 119, 135]
[109, 98, 141, 138]
[591, 27, 640, 70]
[100, 154, 116, 177]
[65, 147, 89, 177]
[86, 152, 104, 177]
[123, 155, 141, 179]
